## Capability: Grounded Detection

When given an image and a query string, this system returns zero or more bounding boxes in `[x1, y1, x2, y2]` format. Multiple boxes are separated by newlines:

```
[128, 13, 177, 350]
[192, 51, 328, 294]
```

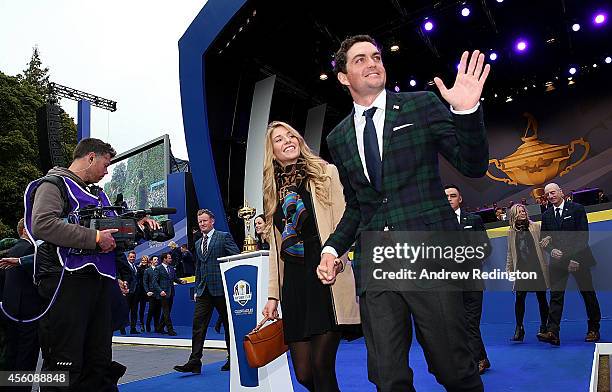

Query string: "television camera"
[70, 206, 176, 252]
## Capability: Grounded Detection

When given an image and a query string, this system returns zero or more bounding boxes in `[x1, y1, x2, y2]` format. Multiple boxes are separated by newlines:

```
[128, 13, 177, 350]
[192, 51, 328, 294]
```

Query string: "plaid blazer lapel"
[206, 231, 219, 262]
[381, 91, 402, 161]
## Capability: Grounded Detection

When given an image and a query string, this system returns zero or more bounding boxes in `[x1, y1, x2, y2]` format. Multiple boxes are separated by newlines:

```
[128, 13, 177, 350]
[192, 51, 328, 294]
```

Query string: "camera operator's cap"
[169, 241, 177, 247]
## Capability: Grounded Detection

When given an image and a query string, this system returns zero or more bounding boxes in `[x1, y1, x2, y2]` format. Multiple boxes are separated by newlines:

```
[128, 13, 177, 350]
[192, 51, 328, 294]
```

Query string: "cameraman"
[25, 138, 158, 391]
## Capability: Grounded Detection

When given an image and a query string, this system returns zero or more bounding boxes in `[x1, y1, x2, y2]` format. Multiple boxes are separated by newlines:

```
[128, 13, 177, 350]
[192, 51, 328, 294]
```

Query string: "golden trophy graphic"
[237, 201, 258, 253]
[486, 113, 590, 200]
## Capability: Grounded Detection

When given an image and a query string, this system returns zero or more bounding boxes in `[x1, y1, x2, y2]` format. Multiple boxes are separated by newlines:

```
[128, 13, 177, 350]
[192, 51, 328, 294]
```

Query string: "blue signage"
[224, 265, 259, 387]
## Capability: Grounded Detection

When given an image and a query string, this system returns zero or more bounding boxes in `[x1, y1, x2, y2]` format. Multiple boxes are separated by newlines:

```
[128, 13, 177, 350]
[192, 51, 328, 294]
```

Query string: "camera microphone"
[145, 207, 177, 216]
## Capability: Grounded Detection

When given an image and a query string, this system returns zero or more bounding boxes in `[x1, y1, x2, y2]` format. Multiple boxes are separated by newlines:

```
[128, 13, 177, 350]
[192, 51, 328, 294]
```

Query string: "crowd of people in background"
[117, 243, 194, 336]
[461, 187, 610, 222]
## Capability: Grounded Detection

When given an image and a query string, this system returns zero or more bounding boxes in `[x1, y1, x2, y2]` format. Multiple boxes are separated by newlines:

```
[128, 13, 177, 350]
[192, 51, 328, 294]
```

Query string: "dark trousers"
[159, 294, 175, 333]
[126, 293, 139, 330]
[360, 290, 483, 392]
[188, 289, 230, 363]
[147, 296, 161, 331]
[38, 274, 114, 391]
[4, 320, 40, 392]
[548, 266, 601, 334]
[462, 291, 487, 362]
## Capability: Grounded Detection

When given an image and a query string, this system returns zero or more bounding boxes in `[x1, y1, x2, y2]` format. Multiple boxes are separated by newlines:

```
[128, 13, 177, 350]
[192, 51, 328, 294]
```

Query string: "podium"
[219, 251, 293, 391]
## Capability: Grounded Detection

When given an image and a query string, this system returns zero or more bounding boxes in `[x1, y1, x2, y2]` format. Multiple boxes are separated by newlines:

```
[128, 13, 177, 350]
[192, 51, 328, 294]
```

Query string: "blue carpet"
[120, 320, 610, 391]
[114, 326, 224, 340]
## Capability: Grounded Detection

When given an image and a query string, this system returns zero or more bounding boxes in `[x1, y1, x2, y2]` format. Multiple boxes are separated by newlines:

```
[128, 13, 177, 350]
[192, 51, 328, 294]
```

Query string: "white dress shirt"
[321, 91, 479, 258]
[455, 208, 462, 224]
[201, 228, 215, 255]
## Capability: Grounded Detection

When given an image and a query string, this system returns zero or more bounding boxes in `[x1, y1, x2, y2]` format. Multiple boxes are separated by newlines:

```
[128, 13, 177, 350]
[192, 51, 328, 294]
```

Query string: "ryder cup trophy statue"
[238, 201, 258, 253]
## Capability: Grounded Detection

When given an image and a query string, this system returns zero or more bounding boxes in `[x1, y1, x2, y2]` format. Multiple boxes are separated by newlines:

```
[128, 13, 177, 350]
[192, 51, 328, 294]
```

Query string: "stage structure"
[48, 81, 117, 141]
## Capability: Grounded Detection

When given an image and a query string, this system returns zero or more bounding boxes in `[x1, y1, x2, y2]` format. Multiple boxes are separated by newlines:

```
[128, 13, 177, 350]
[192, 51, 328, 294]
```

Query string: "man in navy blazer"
[537, 183, 601, 345]
[3, 218, 40, 376]
[174, 209, 240, 374]
[152, 252, 185, 336]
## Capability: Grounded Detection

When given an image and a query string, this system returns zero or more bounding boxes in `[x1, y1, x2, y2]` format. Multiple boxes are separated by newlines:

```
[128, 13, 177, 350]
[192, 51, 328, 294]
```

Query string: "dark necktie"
[363, 107, 382, 191]
[201, 234, 208, 258]
[555, 207, 562, 226]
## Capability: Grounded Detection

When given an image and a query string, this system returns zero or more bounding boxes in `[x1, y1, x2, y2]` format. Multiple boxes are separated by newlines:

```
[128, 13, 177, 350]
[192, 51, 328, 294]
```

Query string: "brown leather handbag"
[243, 317, 288, 368]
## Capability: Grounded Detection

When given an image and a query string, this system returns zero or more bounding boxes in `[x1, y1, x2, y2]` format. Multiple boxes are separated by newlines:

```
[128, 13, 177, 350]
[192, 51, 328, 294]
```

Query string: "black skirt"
[274, 186, 338, 343]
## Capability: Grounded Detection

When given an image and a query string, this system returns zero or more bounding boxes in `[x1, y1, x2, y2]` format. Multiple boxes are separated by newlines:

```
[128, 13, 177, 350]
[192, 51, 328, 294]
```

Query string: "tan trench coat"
[268, 164, 360, 325]
[505, 221, 550, 290]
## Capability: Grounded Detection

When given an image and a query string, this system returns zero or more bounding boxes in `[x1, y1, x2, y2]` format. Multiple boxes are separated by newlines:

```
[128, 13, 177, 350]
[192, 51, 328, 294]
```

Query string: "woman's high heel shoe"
[511, 324, 525, 341]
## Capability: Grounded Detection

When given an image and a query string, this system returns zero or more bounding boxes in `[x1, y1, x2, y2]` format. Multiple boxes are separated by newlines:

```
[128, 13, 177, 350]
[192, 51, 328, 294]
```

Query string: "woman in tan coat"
[261, 121, 360, 392]
[505, 203, 550, 341]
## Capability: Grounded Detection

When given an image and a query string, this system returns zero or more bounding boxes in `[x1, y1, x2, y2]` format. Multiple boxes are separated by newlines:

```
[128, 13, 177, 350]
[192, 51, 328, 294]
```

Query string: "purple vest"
[24, 175, 117, 279]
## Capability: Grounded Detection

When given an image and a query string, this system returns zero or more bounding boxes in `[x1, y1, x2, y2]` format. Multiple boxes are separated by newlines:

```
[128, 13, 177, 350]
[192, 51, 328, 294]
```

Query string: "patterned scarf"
[275, 159, 309, 264]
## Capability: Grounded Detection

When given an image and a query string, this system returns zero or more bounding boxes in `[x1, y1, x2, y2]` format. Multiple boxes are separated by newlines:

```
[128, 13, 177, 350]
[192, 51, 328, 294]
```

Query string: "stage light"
[489, 52, 498, 61]
[524, 86, 528, 90]
[594, 13, 607, 25]
[516, 40, 528, 52]
[572, 23, 581, 31]
[545, 81, 555, 92]
[394, 85, 400, 92]
[319, 73, 328, 81]
[461, 7, 470, 17]
[494, 93, 498, 98]
[409, 79, 417, 87]
[605, 56, 612, 64]
[593, 64, 598, 68]
[390, 45, 400, 52]
[506, 96, 513, 102]
[496, 0, 503, 3]
[569, 67, 577, 75]
[424, 20, 434, 31]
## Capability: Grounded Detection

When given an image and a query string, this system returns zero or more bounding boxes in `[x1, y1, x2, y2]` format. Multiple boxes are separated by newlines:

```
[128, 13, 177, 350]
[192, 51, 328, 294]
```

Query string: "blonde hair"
[141, 255, 149, 262]
[508, 204, 530, 230]
[262, 121, 331, 235]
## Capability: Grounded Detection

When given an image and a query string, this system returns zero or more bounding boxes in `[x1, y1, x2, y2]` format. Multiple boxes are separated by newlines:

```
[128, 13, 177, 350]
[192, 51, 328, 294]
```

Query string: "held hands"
[317, 254, 344, 285]
[551, 249, 563, 260]
[539, 236, 551, 248]
[147, 291, 153, 297]
[0, 257, 20, 269]
[98, 229, 118, 253]
[434, 50, 491, 111]
[160, 291, 167, 297]
[568, 260, 580, 272]
[262, 299, 279, 319]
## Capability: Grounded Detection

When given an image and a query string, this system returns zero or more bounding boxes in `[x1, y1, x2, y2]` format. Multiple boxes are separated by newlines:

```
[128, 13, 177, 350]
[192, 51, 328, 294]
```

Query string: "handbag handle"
[250, 316, 280, 334]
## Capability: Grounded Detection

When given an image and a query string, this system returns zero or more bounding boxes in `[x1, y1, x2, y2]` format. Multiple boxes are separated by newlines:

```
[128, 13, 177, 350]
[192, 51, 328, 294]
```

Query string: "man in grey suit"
[174, 209, 240, 374]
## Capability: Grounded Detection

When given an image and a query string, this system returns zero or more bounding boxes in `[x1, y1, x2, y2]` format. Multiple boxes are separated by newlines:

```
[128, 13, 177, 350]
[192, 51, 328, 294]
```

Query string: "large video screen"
[99, 138, 168, 211]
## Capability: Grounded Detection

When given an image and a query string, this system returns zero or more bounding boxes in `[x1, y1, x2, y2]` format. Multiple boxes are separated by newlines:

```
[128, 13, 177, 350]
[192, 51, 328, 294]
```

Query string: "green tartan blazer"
[324, 90, 489, 292]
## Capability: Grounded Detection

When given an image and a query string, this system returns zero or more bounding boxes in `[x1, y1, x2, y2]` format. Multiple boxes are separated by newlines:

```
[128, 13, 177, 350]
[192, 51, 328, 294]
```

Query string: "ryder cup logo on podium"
[220, 251, 294, 392]
[233, 280, 252, 306]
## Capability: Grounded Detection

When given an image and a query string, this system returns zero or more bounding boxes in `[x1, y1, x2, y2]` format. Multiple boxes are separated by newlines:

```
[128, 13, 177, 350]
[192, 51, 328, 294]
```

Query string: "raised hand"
[434, 50, 491, 111]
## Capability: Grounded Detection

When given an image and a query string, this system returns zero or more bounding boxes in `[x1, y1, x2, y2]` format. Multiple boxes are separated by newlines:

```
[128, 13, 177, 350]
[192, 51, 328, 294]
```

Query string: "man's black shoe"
[174, 362, 202, 374]
[129, 328, 141, 335]
[221, 358, 230, 371]
[537, 331, 560, 346]
[168, 330, 178, 336]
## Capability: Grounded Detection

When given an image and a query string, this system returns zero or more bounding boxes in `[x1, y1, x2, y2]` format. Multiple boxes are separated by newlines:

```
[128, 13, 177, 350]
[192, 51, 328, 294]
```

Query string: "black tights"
[289, 331, 342, 392]
[515, 291, 549, 326]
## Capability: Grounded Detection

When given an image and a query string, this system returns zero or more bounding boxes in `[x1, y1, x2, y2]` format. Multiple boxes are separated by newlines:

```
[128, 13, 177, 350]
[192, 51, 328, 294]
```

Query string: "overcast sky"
[0, 0, 209, 159]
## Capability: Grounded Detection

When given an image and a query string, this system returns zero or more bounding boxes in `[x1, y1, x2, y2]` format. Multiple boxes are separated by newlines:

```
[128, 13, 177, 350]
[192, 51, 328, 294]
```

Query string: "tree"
[22, 46, 50, 97]
[0, 49, 77, 238]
